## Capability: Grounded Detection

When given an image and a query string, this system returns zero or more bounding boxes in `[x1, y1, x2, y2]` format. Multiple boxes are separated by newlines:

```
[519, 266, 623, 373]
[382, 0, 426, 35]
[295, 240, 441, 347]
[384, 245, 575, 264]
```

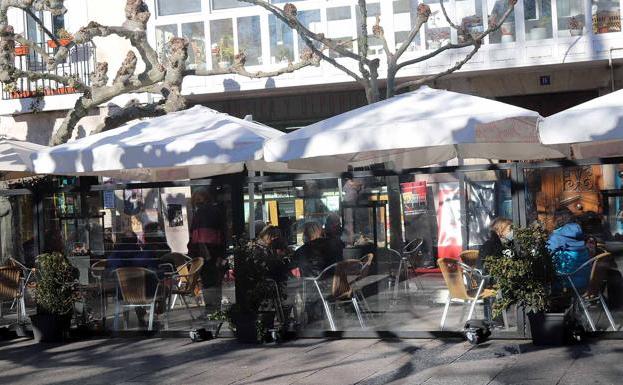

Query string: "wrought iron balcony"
[2, 41, 96, 100]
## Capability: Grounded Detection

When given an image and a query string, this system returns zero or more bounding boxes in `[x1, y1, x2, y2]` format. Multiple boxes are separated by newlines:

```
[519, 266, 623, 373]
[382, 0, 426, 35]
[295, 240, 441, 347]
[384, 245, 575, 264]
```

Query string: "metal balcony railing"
[2, 40, 96, 100]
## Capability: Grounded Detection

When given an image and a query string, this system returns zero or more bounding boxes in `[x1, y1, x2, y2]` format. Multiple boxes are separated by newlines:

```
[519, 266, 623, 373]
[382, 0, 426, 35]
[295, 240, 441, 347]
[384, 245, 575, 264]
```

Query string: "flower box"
[47, 39, 72, 48]
[14, 46, 29, 56]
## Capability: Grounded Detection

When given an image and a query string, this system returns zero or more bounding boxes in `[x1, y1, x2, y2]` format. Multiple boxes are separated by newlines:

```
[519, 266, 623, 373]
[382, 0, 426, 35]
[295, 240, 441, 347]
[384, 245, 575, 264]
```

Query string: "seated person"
[141, 222, 171, 272]
[256, 225, 290, 284]
[292, 222, 339, 277]
[547, 208, 591, 291]
[107, 231, 141, 271]
[480, 218, 513, 263]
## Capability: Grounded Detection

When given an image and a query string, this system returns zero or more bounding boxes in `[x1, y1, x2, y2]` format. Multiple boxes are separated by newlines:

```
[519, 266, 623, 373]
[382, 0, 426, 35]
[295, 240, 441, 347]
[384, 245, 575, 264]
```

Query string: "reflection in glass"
[327, 6, 354, 58]
[393, 0, 421, 51]
[182, 22, 206, 70]
[524, 0, 553, 40]
[210, 19, 234, 70]
[155, 24, 178, 63]
[237, 16, 263, 66]
[270, 15, 294, 64]
[157, 0, 201, 16]
[592, 0, 621, 34]
[488, 0, 516, 43]
[557, 0, 586, 37]
[297, 10, 322, 57]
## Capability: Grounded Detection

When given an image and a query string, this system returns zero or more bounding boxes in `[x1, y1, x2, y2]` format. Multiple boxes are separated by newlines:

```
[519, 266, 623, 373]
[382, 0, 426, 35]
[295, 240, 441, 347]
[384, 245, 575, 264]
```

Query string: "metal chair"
[169, 257, 204, 320]
[90, 259, 109, 326]
[113, 267, 160, 331]
[438, 258, 497, 331]
[303, 259, 367, 331]
[0, 264, 25, 324]
[459, 250, 480, 269]
[391, 238, 425, 300]
[557, 252, 618, 332]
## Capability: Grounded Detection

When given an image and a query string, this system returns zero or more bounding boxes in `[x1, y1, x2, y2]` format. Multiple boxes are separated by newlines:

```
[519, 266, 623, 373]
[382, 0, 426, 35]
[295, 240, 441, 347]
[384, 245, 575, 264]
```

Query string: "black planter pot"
[528, 311, 566, 346]
[30, 313, 72, 343]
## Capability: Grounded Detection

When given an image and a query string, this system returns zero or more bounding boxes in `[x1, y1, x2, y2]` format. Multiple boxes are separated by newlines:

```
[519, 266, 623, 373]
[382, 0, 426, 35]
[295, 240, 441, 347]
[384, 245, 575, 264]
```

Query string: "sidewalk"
[0, 336, 621, 385]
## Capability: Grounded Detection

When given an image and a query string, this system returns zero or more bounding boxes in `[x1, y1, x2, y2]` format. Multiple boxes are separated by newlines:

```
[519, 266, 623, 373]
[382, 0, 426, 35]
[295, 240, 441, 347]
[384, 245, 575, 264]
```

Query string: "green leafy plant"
[35, 252, 78, 315]
[484, 223, 555, 317]
[218, 35, 234, 63]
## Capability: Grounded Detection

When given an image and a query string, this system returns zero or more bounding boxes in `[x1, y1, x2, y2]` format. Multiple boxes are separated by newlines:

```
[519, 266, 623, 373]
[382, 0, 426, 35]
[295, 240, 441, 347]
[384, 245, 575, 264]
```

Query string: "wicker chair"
[0, 265, 25, 324]
[438, 258, 497, 330]
[459, 250, 480, 269]
[169, 257, 204, 319]
[113, 267, 160, 331]
[557, 252, 618, 331]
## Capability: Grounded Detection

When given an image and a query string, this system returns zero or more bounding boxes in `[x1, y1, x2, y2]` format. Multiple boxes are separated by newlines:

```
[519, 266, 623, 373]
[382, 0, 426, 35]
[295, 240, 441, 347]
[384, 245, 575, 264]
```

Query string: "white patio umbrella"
[539, 89, 623, 159]
[264, 86, 566, 171]
[0, 137, 48, 179]
[32, 105, 297, 182]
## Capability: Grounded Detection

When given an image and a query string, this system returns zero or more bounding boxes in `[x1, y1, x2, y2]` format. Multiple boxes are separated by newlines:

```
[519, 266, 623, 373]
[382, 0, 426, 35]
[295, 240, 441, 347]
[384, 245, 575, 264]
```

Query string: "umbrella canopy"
[33, 106, 293, 182]
[539, 89, 623, 159]
[264, 86, 566, 171]
[0, 137, 48, 179]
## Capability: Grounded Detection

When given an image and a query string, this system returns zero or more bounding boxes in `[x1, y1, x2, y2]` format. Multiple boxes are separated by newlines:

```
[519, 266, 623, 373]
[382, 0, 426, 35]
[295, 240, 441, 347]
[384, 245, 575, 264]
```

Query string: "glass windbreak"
[524, 0, 553, 40]
[524, 164, 623, 333]
[592, 0, 621, 34]
[0, 194, 35, 267]
[393, 0, 422, 51]
[487, 0, 516, 43]
[67, 184, 236, 332]
[269, 15, 295, 64]
[557, 0, 586, 37]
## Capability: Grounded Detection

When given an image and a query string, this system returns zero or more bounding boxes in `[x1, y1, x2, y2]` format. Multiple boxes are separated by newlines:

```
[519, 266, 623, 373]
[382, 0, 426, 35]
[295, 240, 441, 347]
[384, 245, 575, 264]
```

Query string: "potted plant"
[30, 252, 78, 343]
[47, 28, 73, 48]
[217, 35, 234, 69]
[530, 16, 550, 40]
[568, 16, 584, 36]
[484, 223, 566, 345]
[226, 238, 288, 343]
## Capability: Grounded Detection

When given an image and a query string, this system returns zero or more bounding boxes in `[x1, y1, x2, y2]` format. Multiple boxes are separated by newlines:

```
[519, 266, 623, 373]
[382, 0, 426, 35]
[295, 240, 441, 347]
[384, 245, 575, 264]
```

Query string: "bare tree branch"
[394, 4, 430, 61]
[93, 100, 166, 134]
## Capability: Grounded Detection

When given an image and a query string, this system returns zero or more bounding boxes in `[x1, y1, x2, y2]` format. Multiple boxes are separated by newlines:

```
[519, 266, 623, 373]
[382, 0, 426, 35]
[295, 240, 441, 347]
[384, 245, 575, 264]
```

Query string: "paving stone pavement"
[0, 336, 621, 385]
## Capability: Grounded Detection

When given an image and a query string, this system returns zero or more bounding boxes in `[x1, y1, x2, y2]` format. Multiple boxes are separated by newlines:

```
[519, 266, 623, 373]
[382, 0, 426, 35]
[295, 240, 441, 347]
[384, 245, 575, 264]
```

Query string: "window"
[556, 0, 585, 37]
[455, 0, 486, 44]
[210, 19, 234, 69]
[211, 0, 251, 10]
[297, 10, 322, 57]
[182, 22, 206, 70]
[157, 0, 201, 16]
[592, 0, 621, 34]
[155, 24, 178, 63]
[327, 6, 354, 58]
[424, 0, 451, 49]
[269, 15, 294, 64]
[237, 16, 263, 66]
[487, 0, 516, 43]
[393, 0, 421, 51]
[524, 0, 553, 40]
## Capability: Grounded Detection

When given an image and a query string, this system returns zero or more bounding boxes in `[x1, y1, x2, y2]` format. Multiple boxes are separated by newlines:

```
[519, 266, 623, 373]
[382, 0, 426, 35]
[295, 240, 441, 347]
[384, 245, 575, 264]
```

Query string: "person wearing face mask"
[479, 218, 513, 265]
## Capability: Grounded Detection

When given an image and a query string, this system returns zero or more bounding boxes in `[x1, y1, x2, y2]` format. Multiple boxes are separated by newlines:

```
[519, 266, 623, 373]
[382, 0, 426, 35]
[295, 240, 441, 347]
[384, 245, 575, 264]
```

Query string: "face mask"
[503, 230, 513, 242]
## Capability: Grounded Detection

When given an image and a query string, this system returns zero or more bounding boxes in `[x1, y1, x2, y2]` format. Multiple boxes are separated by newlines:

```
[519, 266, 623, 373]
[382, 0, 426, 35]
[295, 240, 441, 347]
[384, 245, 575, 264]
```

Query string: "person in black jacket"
[292, 222, 340, 277]
[479, 217, 513, 266]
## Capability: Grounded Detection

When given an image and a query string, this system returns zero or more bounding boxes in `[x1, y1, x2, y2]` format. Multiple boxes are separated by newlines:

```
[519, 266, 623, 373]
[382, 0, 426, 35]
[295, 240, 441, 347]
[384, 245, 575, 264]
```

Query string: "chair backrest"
[91, 259, 107, 279]
[331, 259, 363, 300]
[438, 258, 471, 300]
[0, 265, 22, 301]
[359, 253, 375, 279]
[115, 267, 158, 305]
[177, 257, 204, 294]
[459, 250, 480, 268]
[161, 252, 190, 269]
[585, 252, 611, 298]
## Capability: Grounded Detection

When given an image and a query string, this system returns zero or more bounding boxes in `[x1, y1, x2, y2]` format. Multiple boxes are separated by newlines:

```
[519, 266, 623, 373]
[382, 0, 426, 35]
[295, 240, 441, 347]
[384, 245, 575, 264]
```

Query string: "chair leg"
[148, 304, 155, 331]
[181, 296, 195, 320]
[467, 299, 478, 321]
[170, 294, 179, 310]
[113, 300, 120, 331]
[598, 294, 617, 331]
[315, 281, 336, 331]
[352, 298, 366, 329]
[568, 277, 596, 332]
[393, 259, 404, 300]
[440, 295, 451, 331]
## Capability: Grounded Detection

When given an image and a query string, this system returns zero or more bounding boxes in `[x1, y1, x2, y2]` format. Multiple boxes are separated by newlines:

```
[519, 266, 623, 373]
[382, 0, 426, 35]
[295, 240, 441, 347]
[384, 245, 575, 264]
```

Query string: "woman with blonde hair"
[480, 217, 513, 261]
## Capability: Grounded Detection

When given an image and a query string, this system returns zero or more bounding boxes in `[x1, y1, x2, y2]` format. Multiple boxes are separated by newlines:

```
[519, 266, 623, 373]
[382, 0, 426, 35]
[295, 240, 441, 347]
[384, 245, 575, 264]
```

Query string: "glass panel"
[155, 24, 178, 63]
[157, 0, 201, 16]
[269, 15, 295, 64]
[424, 0, 451, 49]
[456, 0, 486, 43]
[297, 10, 322, 56]
[210, 19, 235, 69]
[0, 195, 35, 266]
[557, 0, 586, 37]
[327, 6, 354, 58]
[182, 22, 206, 70]
[592, 0, 621, 34]
[487, 0, 516, 43]
[524, 0, 553, 40]
[212, 0, 251, 10]
[393, 0, 422, 51]
[524, 164, 623, 332]
[237, 16, 263, 66]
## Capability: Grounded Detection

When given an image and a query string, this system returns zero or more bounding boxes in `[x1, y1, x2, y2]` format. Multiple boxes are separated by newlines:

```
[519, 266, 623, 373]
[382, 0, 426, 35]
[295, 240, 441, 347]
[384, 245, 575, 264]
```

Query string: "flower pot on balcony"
[14, 46, 29, 56]
[55, 86, 76, 95]
[47, 39, 72, 48]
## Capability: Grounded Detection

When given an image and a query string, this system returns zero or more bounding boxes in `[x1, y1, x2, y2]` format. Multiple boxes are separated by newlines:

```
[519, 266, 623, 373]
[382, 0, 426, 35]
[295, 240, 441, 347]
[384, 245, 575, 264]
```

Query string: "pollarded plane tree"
[0, 0, 320, 145]
[242, 0, 516, 104]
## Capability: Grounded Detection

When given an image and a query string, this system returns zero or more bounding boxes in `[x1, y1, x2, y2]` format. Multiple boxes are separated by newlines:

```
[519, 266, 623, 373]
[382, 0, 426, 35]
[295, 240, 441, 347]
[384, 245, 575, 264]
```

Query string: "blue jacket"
[547, 223, 590, 290]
